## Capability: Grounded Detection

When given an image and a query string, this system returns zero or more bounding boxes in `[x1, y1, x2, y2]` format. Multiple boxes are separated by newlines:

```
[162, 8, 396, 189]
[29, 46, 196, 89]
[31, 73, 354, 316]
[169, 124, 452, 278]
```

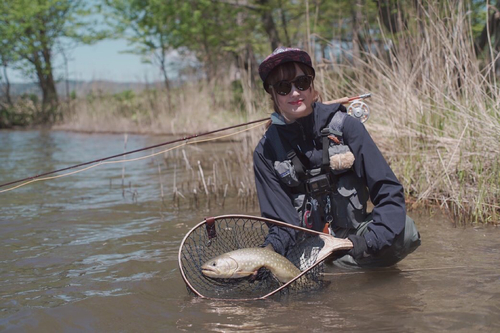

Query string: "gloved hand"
[249, 267, 271, 282]
[249, 243, 275, 282]
[347, 234, 368, 259]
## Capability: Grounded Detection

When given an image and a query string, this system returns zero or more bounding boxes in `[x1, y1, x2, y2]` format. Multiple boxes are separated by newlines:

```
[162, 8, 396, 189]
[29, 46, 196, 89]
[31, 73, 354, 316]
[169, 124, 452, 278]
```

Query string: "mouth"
[289, 100, 303, 106]
[201, 266, 218, 275]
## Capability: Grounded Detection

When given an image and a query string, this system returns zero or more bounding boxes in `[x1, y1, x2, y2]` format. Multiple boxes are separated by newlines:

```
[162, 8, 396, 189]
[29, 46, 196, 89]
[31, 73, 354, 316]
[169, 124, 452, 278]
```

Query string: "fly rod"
[1, 93, 372, 190]
[0, 117, 269, 189]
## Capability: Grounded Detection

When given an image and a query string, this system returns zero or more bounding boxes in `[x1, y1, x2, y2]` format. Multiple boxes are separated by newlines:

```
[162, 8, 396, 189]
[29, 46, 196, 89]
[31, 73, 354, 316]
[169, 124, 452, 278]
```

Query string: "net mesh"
[179, 215, 327, 300]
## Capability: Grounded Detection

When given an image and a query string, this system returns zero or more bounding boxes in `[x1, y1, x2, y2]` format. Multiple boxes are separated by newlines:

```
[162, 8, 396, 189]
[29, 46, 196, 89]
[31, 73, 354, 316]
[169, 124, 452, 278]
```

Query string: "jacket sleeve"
[342, 116, 406, 253]
[253, 140, 300, 256]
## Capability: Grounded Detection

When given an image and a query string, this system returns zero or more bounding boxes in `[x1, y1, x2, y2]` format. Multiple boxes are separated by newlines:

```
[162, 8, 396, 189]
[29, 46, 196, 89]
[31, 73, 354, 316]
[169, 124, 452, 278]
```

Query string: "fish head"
[201, 254, 240, 279]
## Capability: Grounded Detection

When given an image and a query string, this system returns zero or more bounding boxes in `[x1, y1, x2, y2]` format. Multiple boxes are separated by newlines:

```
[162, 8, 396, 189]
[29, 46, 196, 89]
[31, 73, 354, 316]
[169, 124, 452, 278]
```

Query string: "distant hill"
[4, 80, 165, 98]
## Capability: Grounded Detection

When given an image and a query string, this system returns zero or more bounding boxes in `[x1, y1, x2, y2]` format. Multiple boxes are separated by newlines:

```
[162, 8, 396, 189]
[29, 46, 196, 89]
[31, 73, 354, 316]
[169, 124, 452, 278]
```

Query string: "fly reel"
[347, 99, 370, 123]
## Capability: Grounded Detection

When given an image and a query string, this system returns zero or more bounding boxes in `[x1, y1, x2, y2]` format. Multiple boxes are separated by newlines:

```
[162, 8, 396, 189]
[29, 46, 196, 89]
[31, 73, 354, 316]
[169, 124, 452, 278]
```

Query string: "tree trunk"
[1, 63, 13, 106]
[236, 43, 259, 89]
[351, 0, 363, 68]
[374, 0, 407, 33]
[256, 0, 281, 50]
[32, 48, 58, 122]
[42, 48, 58, 108]
[474, 4, 500, 57]
[278, 0, 291, 47]
[37, 25, 58, 121]
[414, 0, 425, 37]
[158, 48, 172, 113]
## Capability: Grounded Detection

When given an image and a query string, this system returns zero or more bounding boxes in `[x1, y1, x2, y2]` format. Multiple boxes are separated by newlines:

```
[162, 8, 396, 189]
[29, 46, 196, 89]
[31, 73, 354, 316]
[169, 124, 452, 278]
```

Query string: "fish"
[201, 247, 301, 283]
[200, 235, 353, 284]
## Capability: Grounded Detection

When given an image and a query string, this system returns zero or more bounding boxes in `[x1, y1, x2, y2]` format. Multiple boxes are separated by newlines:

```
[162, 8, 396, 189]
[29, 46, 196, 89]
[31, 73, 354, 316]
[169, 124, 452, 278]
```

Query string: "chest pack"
[266, 111, 369, 232]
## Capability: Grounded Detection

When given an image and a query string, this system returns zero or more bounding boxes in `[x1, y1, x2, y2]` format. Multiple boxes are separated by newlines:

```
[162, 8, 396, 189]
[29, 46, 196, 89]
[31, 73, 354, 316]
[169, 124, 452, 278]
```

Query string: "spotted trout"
[200, 235, 353, 284]
[201, 247, 301, 283]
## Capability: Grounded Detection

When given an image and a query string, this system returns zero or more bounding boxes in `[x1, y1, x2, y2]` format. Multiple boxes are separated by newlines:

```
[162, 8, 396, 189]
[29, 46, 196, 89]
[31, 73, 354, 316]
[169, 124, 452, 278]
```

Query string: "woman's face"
[274, 64, 315, 123]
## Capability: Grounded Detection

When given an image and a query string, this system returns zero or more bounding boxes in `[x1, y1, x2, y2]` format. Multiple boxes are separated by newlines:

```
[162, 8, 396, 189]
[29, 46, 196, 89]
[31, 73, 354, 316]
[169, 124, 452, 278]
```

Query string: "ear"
[313, 89, 321, 103]
[310, 81, 321, 102]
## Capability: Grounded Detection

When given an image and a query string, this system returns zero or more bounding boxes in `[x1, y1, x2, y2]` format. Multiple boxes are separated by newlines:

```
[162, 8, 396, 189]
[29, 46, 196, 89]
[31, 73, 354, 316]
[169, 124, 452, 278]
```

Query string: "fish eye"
[211, 262, 216, 266]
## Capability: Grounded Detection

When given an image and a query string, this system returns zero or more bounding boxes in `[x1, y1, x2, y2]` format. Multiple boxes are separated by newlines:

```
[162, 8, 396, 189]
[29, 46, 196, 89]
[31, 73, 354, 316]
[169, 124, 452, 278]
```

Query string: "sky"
[7, 39, 164, 84]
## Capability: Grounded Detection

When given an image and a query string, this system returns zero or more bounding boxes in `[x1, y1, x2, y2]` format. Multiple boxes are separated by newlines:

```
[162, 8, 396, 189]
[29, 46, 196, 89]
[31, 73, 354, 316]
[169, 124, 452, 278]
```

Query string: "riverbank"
[46, 66, 499, 226]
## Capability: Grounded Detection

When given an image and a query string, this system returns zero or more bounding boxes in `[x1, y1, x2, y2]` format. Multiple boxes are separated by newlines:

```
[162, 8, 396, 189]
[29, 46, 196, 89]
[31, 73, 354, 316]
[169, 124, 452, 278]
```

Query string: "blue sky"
[7, 39, 163, 84]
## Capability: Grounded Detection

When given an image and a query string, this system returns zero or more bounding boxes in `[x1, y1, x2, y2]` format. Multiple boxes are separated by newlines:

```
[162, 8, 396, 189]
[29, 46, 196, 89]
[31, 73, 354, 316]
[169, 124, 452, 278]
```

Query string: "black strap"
[267, 125, 307, 180]
[287, 150, 306, 180]
[321, 128, 330, 172]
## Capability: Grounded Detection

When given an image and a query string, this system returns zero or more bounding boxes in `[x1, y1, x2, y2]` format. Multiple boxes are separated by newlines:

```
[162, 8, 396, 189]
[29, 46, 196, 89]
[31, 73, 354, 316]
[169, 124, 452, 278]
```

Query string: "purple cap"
[258, 46, 315, 92]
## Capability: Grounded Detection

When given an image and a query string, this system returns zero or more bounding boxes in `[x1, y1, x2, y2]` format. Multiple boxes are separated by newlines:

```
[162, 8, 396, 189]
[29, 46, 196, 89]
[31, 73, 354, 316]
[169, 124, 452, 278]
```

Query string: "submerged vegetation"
[1, 0, 499, 224]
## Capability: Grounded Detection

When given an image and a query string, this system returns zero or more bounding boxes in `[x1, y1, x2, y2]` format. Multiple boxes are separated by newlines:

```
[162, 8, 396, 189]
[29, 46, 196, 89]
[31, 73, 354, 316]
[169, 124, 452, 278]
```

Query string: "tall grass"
[52, 0, 498, 224]
[317, 1, 499, 224]
[156, 142, 258, 212]
[54, 71, 267, 135]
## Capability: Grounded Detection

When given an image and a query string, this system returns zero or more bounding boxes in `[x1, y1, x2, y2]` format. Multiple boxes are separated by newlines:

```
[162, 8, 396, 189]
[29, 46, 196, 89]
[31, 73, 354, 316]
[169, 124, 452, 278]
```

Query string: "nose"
[290, 84, 300, 96]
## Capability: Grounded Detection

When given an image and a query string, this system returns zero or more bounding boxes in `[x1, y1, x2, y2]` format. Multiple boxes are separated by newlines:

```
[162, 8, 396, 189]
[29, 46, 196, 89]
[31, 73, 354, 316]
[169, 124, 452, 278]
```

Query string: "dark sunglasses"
[271, 75, 313, 96]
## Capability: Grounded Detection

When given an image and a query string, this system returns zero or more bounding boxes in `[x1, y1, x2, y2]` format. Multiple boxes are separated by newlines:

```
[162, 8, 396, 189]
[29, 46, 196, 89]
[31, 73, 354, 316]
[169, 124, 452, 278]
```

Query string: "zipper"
[295, 121, 307, 153]
[297, 121, 306, 141]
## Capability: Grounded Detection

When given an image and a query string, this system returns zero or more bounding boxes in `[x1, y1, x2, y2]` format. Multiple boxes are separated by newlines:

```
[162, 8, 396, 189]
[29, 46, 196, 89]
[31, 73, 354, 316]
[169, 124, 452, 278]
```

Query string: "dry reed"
[157, 141, 258, 212]
[54, 71, 266, 135]
[317, 0, 499, 224]
[53, 0, 498, 224]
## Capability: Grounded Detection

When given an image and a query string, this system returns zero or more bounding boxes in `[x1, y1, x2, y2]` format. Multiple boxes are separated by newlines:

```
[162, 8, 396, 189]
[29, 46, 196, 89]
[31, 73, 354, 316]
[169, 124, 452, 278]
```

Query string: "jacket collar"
[270, 103, 317, 126]
[270, 112, 287, 125]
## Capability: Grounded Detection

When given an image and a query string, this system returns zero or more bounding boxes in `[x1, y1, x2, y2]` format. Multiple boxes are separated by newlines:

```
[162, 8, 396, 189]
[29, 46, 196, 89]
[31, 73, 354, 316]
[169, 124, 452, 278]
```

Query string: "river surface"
[1, 130, 499, 332]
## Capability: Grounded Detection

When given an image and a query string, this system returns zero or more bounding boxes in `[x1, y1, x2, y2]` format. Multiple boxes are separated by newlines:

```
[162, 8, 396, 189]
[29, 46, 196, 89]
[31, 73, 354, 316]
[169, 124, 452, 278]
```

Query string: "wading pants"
[330, 215, 421, 269]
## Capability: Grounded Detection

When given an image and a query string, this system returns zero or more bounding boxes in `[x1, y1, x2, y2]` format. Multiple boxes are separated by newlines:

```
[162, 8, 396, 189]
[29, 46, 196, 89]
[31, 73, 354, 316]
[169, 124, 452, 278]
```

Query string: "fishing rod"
[0, 93, 372, 191]
[0, 117, 269, 190]
[325, 92, 371, 104]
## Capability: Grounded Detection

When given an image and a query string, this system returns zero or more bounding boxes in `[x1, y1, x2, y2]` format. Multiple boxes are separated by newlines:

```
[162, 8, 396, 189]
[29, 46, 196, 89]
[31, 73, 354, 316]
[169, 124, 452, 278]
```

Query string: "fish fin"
[315, 234, 353, 264]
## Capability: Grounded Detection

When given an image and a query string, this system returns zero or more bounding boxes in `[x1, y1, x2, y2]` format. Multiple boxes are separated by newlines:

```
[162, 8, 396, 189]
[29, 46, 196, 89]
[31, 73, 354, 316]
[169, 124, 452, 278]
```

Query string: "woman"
[253, 47, 420, 268]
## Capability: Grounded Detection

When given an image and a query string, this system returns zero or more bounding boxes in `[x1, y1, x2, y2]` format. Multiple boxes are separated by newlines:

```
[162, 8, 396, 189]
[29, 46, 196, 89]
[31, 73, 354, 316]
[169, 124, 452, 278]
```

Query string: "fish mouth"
[201, 265, 219, 276]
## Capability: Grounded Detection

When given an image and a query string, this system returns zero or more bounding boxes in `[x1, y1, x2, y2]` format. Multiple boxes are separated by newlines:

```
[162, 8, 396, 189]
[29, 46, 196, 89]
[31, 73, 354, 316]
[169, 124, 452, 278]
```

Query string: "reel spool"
[347, 99, 370, 123]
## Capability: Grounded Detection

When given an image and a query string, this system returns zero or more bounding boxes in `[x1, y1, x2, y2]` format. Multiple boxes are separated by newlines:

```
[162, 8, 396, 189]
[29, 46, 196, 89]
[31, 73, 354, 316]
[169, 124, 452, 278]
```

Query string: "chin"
[289, 105, 306, 113]
[294, 106, 310, 116]
[281, 104, 313, 122]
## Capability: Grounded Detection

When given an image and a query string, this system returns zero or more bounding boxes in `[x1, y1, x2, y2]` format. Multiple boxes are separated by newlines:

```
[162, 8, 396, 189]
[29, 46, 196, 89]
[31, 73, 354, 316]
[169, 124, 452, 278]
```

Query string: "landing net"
[178, 215, 330, 300]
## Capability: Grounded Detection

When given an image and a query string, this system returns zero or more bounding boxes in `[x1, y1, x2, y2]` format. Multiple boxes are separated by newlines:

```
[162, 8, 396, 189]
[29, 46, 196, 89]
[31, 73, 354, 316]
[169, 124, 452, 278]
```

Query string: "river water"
[0, 130, 499, 332]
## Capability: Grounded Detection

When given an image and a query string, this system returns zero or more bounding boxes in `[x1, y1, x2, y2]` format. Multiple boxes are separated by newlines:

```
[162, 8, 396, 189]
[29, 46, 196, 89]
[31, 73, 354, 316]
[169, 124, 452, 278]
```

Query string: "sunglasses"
[271, 75, 313, 96]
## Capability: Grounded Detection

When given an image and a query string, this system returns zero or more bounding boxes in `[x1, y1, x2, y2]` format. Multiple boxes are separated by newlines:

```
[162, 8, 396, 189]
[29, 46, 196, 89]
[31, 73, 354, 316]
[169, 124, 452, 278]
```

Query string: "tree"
[103, 0, 185, 111]
[0, 0, 104, 122]
[0, 20, 16, 108]
[175, 0, 254, 81]
[105, 0, 259, 84]
[255, 0, 282, 50]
